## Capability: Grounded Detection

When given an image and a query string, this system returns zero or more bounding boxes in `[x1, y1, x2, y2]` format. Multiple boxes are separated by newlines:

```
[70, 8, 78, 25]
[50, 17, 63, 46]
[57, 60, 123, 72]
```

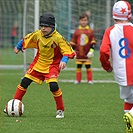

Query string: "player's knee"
[49, 82, 59, 92]
[20, 77, 32, 89]
[77, 64, 82, 68]
[85, 64, 91, 69]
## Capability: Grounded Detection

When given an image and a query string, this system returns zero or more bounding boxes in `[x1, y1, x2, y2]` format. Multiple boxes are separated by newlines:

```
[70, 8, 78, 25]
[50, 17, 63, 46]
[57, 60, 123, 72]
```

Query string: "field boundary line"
[59, 79, 116, 83]
[0, 65, 103, 71]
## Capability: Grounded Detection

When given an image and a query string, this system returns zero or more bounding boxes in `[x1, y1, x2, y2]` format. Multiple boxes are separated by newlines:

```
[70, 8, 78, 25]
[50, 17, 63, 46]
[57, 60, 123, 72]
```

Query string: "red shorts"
[25, 65, 60, 84]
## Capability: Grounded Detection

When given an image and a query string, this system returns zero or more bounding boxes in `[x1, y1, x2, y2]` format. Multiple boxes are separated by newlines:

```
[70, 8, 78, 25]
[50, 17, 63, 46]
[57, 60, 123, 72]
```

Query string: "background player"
[99, 1, 133, 132]
[70, 12, 96, 84]
[4, 12, 75, 118]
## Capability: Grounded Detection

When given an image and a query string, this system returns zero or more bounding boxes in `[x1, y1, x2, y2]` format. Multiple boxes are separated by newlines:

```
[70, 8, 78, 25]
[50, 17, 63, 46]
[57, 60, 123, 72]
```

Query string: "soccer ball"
[5, 99, 24, 117]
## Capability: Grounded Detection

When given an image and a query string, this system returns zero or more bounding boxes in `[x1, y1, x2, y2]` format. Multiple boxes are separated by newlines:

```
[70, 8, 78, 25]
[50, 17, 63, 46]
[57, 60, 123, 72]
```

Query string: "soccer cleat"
[126, 127, 133, 133]
[74, 80, 80, 84]
[56, 110, 64, 118]
[88, 81, 94, 85]
[123, 112, 133, 132]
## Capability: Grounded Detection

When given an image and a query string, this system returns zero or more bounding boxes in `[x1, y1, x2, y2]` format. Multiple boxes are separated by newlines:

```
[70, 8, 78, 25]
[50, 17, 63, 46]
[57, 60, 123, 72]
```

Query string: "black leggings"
[77, 64, 91, 69]
[20, 77, 32, 89]
[20, 77, 59, 93]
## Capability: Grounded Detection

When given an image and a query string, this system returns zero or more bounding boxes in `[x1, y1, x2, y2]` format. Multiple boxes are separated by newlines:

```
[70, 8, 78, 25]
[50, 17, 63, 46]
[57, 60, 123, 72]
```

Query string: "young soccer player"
[70, 12, 96, 84]
[5, 12, 75, 118]
[99, 1, 133, 132]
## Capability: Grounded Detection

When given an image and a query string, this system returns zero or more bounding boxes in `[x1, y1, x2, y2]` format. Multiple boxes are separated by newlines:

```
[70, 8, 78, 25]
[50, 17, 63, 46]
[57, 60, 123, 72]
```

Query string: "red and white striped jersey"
[100, 22, 133, 86]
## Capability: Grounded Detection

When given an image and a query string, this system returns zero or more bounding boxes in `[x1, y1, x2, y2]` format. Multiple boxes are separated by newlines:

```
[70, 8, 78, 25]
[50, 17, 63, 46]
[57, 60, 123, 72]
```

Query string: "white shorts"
[119, 85, 133, 103]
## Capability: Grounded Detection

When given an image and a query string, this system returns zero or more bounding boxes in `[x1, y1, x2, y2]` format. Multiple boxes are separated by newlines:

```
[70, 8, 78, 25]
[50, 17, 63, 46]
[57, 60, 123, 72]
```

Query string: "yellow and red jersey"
[70, 25, 96, 59]
[22, 29, 75, 73]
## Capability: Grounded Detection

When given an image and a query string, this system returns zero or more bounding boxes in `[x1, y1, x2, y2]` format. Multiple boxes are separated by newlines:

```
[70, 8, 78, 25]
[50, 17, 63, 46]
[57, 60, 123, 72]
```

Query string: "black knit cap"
[39, 12, 55, 28]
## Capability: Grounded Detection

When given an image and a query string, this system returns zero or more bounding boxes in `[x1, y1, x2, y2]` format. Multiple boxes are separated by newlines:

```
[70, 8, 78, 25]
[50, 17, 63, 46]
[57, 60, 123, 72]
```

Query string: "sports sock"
[129, 107, 133, 116]
[124, 102, 133, 113]
[76, 68, 82, 82]
[86, 68, 93, 81]
[14, 84, 27, 101]
[52, 88, 64, 110]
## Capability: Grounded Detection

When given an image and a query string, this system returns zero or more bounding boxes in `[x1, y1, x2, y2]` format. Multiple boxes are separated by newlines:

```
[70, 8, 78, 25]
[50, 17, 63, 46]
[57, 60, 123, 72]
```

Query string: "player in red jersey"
[70, 12, 96, 84]
[99, 1, 133, 132]
[4, 12, 75, 118]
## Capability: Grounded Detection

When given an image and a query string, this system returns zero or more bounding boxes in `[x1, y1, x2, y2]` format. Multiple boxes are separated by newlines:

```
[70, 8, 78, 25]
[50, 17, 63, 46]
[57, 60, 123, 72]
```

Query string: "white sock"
[129, 107, 133, 116]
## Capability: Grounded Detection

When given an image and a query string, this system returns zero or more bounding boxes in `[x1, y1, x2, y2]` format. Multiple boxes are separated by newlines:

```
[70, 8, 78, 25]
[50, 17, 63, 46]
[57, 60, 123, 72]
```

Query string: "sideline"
[0, 65, 103, 71]
[59, 79, 116, 83]
[0, 65, 115, 83]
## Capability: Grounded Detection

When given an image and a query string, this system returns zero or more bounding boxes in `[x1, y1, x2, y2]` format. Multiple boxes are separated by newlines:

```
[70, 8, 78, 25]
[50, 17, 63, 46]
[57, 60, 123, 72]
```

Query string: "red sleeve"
[70, 29, 78, 46]
[99, 27, 113, 71]
[90, 30, 96, 45]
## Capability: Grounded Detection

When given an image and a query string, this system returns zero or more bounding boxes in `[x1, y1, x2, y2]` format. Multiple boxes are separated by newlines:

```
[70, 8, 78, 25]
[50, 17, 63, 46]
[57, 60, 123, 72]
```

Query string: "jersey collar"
[78, 25, 90, 29]
[41, 28, 56, 38]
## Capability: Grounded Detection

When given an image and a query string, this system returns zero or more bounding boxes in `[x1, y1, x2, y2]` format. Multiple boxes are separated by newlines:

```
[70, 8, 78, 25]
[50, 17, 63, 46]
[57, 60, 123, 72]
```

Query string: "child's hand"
[14, 47, 23, 54]
[59, 62, 66, 70]
[106, 66, 113, 73]
[87, 51, 94, 58]
[87, 48, 94, 58]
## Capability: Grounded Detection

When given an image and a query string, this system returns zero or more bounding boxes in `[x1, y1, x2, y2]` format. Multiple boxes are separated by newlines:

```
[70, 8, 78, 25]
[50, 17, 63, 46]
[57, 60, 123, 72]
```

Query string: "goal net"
[22, 0, 117, 73]
[23, 0, 38, 73]
[1, 0, 133, 71]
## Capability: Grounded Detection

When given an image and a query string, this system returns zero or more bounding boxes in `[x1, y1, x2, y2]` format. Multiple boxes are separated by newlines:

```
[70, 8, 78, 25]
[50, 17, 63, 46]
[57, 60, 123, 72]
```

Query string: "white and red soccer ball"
[5, 99, 24, 117]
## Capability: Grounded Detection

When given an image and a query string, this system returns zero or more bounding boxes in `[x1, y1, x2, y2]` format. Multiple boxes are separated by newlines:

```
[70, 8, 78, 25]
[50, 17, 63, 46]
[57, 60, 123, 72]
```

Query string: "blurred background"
[0, 0, 133, 68]
[1, 1, 132, 132]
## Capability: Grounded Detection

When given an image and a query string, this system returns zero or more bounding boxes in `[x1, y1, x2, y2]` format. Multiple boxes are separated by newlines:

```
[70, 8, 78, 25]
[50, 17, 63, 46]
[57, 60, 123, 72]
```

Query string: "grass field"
[0, 49, 126, 133]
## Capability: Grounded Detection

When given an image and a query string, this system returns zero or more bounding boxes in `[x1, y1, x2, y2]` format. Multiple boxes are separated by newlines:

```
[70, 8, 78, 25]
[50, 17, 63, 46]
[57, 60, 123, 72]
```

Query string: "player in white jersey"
[99, 1, 133, 132]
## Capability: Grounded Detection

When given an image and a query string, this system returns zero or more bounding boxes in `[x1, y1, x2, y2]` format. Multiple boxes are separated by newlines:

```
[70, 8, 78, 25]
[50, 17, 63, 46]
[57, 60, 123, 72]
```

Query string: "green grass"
[0, 48, 23, 65]
[0, 49, 126, 133]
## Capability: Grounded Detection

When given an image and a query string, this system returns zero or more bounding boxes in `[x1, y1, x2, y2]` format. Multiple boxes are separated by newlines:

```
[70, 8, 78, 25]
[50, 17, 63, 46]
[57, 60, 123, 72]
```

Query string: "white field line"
[0, 65, 103, 71]
[59, 79, 116, 83]
[0, 65, 24, 69]
[0, 65, 115, 83]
